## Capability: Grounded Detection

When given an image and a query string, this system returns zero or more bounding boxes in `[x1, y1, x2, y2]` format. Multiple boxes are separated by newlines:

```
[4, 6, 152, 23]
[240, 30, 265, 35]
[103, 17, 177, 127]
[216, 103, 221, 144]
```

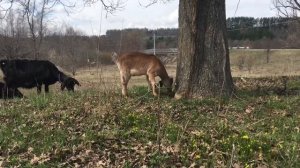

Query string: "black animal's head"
[0, 60, 8, 74]
[61, 77, 80, 91]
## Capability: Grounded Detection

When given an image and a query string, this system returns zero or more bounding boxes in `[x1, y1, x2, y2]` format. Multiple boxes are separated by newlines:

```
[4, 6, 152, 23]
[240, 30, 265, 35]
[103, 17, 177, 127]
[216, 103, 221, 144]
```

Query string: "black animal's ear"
[73, 78, 80, 86]
[170, 78, 174, 85]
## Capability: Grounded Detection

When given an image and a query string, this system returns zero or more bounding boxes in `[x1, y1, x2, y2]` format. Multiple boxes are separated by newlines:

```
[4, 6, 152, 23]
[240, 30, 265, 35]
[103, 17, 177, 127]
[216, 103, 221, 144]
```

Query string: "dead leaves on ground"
[1, 77, 300, 167]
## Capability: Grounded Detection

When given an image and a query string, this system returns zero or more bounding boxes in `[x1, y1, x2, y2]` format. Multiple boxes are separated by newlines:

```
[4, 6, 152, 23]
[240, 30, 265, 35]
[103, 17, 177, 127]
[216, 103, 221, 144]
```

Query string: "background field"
[2, 49, 300, 93]
[72, 49, 300, 91]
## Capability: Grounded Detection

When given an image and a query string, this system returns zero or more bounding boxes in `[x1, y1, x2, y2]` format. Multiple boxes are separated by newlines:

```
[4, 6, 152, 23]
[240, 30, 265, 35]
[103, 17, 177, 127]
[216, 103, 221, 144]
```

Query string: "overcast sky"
[52, 0, 278, 35]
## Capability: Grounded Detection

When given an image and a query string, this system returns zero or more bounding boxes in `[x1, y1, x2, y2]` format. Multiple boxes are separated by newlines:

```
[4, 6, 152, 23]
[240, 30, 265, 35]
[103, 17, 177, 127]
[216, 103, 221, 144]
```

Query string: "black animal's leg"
[37, 85, 42, 94]
[61, 83, 66, 91]
[45, 85, 49, 93]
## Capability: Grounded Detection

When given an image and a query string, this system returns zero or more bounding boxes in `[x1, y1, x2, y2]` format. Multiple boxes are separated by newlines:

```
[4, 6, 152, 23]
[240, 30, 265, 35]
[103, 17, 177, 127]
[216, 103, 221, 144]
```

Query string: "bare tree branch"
[0, 0, 14, 19]
[0, 0, 75, 18]
[273, 0, 300, 17]
[294, 0, 300, 8]
[84, 0, 125, 14]
[138, 0, 171, 8]
[0, 0, 77, 59]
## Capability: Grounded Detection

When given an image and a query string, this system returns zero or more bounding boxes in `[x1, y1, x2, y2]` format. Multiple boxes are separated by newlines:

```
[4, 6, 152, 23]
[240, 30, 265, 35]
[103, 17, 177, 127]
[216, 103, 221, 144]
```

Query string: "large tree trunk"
[175, 0, 234, 99]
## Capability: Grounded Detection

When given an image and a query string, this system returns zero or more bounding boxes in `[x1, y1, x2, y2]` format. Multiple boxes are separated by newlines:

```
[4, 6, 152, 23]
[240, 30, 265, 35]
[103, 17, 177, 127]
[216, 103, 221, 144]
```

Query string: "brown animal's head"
[159, 77, 173, 93]
[61, 77, 80, 91]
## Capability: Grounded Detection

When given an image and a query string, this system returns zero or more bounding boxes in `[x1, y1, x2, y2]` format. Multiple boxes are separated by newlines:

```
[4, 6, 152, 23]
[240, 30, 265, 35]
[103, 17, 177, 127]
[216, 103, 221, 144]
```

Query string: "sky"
[51, 0, 278, 36]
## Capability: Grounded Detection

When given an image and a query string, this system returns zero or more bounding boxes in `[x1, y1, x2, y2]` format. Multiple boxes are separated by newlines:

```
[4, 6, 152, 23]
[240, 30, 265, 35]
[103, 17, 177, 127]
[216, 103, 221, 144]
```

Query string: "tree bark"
[175, 0, 234, 99]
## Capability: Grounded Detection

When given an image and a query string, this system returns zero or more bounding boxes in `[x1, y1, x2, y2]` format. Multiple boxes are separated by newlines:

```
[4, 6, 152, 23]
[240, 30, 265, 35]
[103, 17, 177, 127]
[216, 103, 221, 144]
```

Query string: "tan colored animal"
[112, 52, 173, 96]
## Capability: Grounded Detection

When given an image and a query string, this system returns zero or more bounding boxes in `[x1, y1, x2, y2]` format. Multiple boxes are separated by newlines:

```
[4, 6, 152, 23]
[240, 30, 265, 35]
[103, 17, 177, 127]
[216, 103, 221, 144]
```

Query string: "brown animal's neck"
[159, 66, 170, 81]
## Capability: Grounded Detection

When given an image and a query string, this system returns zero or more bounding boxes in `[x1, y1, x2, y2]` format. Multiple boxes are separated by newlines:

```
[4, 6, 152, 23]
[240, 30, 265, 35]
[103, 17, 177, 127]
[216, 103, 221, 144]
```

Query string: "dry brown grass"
[75, 64, 177, 91]
[76, 49, 300, 90]
[230, 49, 300, 77]
[1, 49, 300, 94]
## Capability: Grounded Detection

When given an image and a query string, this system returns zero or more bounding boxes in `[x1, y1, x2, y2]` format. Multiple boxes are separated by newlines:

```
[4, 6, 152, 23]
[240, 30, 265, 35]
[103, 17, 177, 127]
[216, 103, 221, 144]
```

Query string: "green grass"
[0, 79, 300, 167]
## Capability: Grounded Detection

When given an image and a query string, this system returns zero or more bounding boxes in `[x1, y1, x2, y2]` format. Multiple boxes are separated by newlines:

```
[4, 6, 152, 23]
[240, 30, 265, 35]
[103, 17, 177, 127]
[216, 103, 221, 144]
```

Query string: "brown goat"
[112, 52, 173, 96]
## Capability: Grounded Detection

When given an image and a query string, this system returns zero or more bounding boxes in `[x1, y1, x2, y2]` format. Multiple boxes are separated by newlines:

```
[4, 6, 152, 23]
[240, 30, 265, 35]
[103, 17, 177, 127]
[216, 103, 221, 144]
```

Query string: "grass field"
[0, 49, 300, 167]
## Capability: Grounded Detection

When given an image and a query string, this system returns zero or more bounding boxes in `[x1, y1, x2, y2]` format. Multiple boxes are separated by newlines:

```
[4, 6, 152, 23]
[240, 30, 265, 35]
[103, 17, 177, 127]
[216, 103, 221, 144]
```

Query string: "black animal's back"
[1, 59, 61, 88]
[0, 59, 80, 93]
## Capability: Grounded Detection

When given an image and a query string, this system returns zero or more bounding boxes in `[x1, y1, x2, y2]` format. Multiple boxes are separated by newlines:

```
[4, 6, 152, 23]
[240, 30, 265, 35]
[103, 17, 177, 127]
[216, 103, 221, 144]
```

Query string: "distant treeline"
[99, 17, 299, 50]
[227, 17, 291, 40]
[100, 28, 178, 52]
[226, 17, 299, 48]
[0, 17, 299, 72]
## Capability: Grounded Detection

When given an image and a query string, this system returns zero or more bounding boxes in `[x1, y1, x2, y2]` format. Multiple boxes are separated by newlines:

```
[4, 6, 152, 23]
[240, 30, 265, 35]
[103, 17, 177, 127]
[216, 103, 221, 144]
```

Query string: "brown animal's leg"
[148, 74, 158, 96]
[146, 75, 152, 92]
[120, 72, 130, 96]
[45, 85, 49, 93]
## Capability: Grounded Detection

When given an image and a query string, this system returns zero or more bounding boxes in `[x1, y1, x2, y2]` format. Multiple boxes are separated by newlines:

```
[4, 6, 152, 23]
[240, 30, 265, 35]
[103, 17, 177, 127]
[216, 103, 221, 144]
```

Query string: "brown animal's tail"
[111, 52, 118, 63]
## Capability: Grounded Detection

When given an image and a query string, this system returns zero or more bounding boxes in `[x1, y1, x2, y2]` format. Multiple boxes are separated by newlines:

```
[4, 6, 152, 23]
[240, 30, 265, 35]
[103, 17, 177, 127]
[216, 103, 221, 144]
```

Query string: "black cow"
[0, 59, 80, 93]
[0, 82, 23, 99]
